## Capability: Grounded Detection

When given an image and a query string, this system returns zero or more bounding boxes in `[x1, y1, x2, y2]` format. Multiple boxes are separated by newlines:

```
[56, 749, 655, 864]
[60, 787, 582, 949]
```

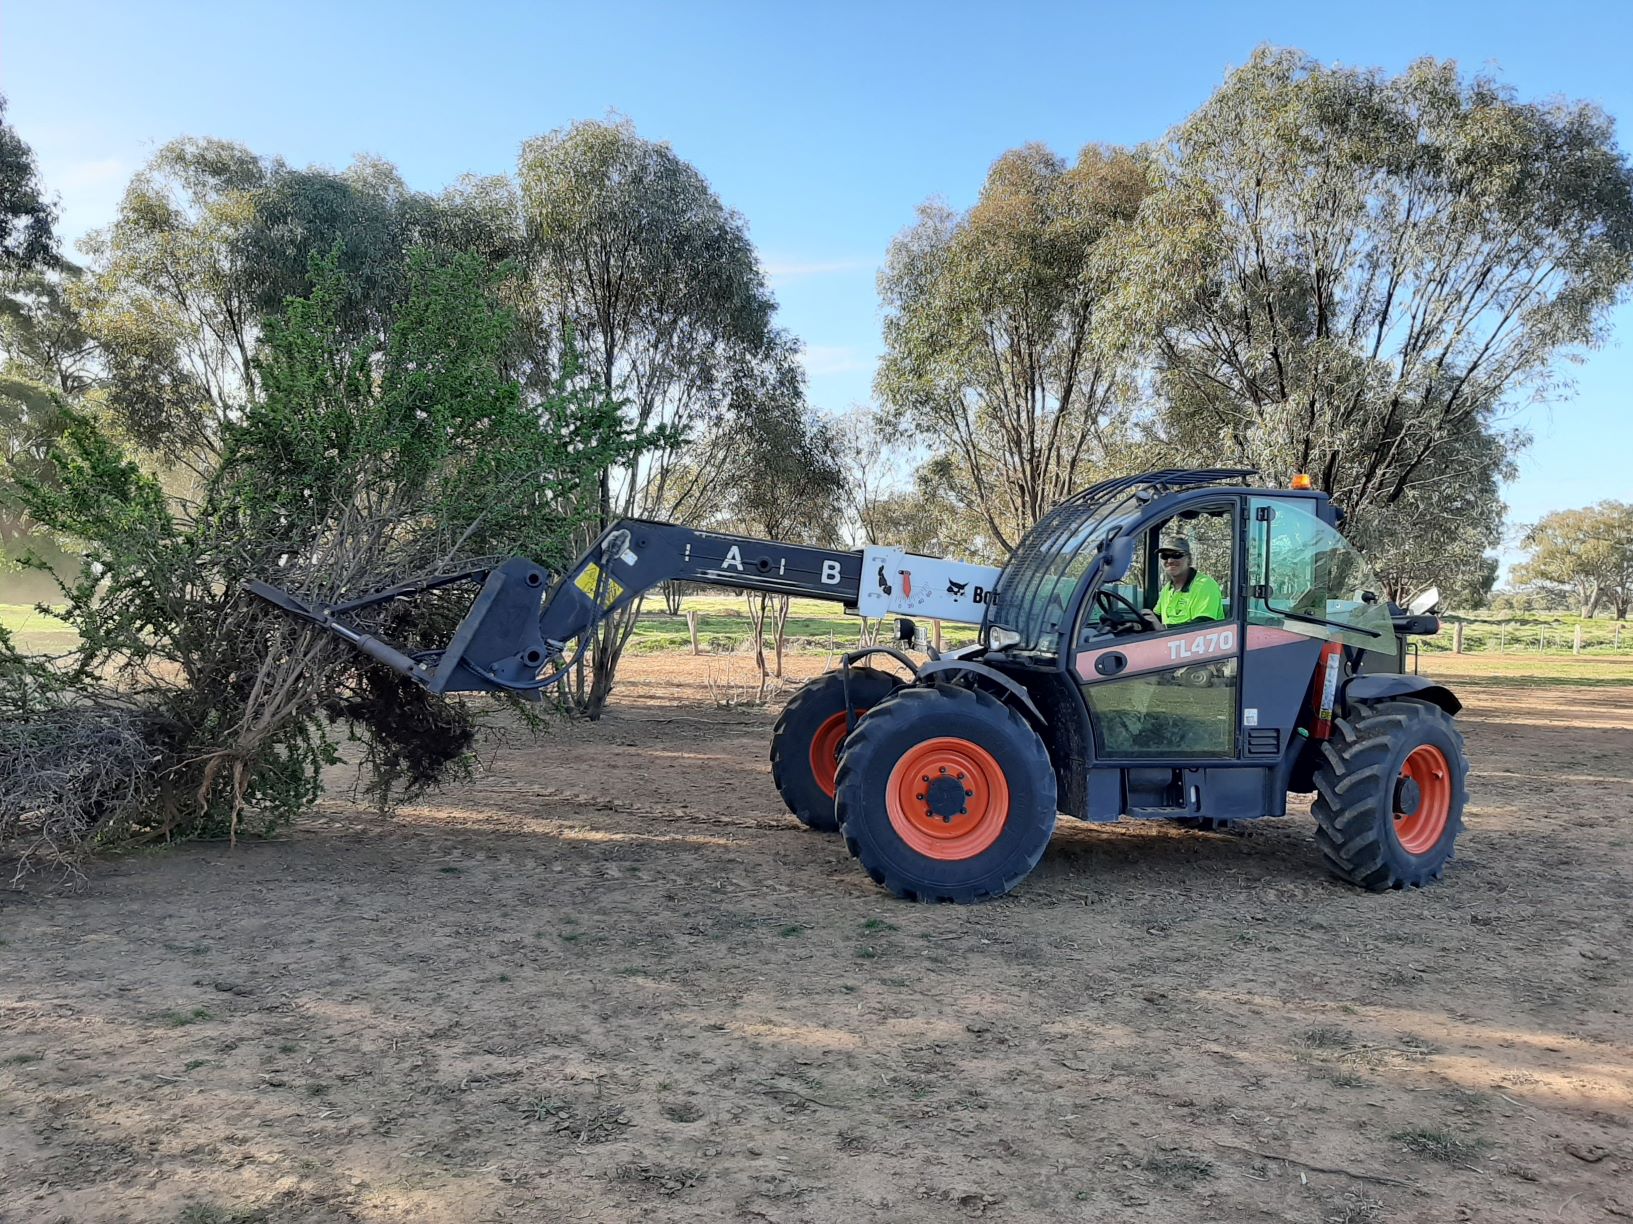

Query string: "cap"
[1158, 534, 1192, 557]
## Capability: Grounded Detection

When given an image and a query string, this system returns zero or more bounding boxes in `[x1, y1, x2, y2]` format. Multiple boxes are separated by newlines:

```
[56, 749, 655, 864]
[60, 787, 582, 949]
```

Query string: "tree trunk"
[772, 594, 791, 678]
[745, 592, 770, 701]
[1582, 581, 1603, 619]
[582, 597, 644, 719]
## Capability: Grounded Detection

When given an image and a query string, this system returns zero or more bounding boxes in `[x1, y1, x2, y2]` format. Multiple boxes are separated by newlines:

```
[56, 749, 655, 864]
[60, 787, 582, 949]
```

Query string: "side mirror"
[1102, 534, 1135, 582]
[1407, 587, 1442, 616]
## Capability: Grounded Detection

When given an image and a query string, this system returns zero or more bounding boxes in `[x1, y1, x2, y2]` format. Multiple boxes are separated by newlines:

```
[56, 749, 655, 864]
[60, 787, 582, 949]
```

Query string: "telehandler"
[248, 468, 1467, 903]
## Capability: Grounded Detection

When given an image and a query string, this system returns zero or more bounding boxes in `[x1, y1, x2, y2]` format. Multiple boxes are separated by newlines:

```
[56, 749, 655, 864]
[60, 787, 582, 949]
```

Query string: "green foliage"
[1, 266, 97, 397]
[0, 373, 72, 556]
[0, 93, 55, 271]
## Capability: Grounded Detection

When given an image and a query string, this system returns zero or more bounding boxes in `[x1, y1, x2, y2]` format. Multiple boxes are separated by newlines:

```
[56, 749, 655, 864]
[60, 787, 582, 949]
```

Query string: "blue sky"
[3, 0, 1630, 560]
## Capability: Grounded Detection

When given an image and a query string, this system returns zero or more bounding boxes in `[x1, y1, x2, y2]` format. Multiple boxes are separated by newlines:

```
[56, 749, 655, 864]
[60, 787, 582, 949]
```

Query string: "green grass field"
[622, 594, 981, 654]
[0, 602, 78, 654]
[6, 596, 1628, 684]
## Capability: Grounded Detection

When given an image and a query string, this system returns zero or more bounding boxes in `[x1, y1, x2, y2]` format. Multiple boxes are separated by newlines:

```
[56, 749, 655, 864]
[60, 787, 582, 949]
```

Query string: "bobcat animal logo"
[875, 563, 892, 596]
[946, 579, 968, 598]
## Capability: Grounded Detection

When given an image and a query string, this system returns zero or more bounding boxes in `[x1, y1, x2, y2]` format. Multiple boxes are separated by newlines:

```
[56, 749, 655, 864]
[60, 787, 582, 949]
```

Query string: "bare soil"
[3, 653, 1631, 1224]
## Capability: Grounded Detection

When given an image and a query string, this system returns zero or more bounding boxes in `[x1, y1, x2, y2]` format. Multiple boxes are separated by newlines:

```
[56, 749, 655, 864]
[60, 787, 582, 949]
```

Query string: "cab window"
[1246, 498, 1392, 649]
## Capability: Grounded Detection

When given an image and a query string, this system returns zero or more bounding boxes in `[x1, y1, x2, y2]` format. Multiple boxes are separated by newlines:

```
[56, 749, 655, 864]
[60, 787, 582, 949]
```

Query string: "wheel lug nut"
[965, 789, 973, 797]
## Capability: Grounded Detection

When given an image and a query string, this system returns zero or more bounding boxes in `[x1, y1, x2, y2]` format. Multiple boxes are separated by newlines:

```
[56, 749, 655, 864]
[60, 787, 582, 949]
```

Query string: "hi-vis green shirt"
[1155, 571, 1224, 627]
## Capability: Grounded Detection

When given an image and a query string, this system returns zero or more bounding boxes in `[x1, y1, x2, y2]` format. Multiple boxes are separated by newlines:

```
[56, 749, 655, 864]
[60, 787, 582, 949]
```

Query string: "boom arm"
[246, 519, 882, 696]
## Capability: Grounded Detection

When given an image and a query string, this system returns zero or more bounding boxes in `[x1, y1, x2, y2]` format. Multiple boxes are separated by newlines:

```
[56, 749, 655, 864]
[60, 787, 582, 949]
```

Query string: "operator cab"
[989, 468, 1398, 769]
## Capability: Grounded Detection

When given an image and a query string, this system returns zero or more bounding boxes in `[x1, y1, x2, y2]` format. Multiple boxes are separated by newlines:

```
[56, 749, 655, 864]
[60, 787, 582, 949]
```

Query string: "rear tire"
[835, 686, 1056, 903]
[770, 668, 902, 832]
[1311, 699, 1468, 890]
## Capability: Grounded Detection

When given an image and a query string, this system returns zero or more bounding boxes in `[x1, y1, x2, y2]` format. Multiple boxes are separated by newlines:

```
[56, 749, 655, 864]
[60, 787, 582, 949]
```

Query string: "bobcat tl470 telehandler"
[248, 468, 1468, 904]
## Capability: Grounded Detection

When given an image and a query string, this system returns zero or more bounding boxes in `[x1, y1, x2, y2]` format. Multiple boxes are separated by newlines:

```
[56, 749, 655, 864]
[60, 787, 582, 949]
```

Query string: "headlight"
[988, 626, 1021, 649]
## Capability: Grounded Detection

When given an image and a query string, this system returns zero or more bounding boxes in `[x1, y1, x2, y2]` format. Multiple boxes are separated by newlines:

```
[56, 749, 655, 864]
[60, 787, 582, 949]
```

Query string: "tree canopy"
[1514, 501, 1633, 618]
[877, 143, 1149, 553]
[1113, 48, 1633, 587]
[0, 93, 55, 272]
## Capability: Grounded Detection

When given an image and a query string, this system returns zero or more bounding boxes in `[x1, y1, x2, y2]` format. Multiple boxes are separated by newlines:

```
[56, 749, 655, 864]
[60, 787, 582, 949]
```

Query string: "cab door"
[1069, 498, 1245, 762]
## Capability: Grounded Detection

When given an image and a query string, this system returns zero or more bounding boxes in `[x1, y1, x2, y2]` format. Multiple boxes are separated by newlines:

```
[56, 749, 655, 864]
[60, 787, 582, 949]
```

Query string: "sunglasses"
[1158, 551, 1187, 561]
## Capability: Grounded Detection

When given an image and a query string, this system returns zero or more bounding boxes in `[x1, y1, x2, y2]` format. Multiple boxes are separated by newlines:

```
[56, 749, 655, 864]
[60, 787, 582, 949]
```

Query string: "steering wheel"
[1093, 587, 1156, 635]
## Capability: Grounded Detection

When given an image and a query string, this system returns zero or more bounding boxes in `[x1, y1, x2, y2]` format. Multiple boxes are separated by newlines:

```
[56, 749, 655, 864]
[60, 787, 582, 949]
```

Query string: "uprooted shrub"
[0, 249, 641, 876]
[0, 701, 154, 884]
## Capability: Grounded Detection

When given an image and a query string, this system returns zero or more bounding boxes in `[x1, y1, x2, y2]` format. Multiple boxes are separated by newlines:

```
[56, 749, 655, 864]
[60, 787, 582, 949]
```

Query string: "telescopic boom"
[244, 518, 1000, 696]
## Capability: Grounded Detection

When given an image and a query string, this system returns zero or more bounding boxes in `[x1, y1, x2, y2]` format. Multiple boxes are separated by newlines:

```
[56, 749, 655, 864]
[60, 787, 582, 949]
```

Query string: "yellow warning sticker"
[574, 562, 623, 608]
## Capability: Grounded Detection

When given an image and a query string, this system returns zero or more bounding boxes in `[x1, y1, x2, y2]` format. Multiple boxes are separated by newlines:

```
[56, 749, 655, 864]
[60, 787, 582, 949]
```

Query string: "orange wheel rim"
[1394, 744, 1451, 855]
[884, 737, 1009, 861]
[810, 709, 867, 799]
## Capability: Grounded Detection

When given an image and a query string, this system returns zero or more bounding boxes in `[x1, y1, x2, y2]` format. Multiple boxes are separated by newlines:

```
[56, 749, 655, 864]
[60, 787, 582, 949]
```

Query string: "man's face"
[1160, 548, 1188, 581]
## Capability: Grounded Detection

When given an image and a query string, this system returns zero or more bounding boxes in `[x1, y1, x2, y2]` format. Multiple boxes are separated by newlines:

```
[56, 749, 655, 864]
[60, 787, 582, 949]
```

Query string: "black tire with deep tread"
[770, 668, 903, 832]
[835, 685, 1057, 903]
[1311, 698, 1469, 890]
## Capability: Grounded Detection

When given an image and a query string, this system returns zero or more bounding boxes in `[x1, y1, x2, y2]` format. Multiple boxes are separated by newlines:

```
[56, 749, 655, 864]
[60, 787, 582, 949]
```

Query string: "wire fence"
[1422, 616, 1630, 656]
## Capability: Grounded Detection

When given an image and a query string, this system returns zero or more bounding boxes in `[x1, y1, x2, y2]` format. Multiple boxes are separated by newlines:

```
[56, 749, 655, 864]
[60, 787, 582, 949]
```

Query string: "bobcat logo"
[946, 579, 968, 598]
[875, 563, 892, 596]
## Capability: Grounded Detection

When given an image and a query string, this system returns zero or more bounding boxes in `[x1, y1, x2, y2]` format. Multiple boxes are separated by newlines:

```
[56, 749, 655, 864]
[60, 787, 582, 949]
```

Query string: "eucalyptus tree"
[876, 143, 1149, 553]
[1117, 48, 1633, 588]
[518, 117, 784, 714]
[1515, 502, 1633, 618]
[76, 138, 274, 466]
[711, 336, 845, 686]
[1, 266, 96, 398]
[0, 93, 55, 272]
[79, 141, 523, 471]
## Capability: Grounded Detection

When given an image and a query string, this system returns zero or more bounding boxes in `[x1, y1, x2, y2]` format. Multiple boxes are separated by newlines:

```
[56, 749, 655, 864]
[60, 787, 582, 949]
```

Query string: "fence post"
[1574, 624, 1583, 656]
[1499, 625, 1506, 654]
[1452, 621, 1464, 654]
[686, 609, 700, 655]
[932, 619, 943, 652]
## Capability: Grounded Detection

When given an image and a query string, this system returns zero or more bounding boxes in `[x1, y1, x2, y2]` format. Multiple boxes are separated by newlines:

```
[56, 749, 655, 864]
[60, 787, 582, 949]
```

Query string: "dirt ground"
[2, 652, 1630, 1224]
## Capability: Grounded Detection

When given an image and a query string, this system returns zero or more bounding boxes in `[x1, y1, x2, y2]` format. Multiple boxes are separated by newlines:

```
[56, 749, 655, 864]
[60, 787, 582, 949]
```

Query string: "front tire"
[1312, 699, 1468, 890]
[835, 686, 1056, 903]
[770, 667, 902, 832]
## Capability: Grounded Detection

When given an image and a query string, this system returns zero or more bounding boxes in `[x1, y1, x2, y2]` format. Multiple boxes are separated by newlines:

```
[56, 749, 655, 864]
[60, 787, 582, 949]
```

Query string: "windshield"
[1248, 497, 1393, 648]
[991, 492, 1140, 652]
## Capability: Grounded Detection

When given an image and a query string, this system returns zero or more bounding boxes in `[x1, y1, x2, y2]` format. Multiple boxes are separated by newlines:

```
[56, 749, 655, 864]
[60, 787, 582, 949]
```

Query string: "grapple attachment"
[244, 558, 570, 695]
